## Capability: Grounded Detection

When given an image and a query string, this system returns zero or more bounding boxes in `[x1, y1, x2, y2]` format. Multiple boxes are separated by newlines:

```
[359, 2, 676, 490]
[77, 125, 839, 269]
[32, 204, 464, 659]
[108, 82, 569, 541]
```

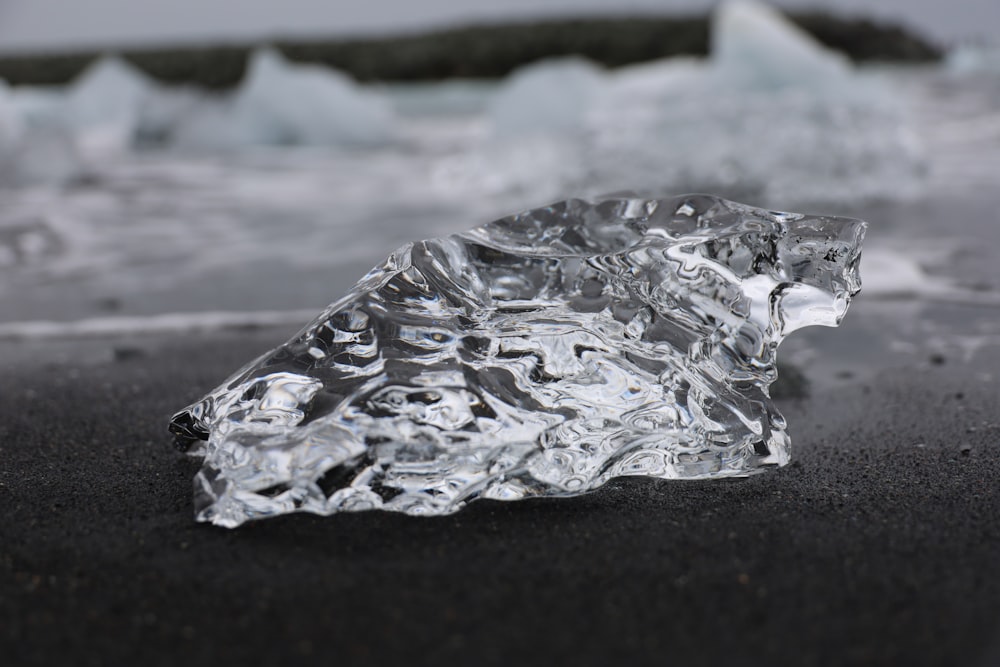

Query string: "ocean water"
[1, 48, 999, 386]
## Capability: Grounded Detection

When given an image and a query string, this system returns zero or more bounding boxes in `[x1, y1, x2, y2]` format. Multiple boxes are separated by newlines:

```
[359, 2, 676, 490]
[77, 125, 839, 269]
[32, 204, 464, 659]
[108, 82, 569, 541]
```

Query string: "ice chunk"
[946, 44, 1000, 75]
[0, 126, 81, 186]
[712, 0, 851, 90]
[0, 80, 82, 186]
[9, 85, 65, 129]
[169, 194, 866, 527]
[134, 85, 206, 148]
[176, 48, 396, 149]
[386, 79, 496, 117]
[0, 81, 22, 153]
[0, 61, 139, 184]
[0, 81, 30, 184]
[489, 57, 605, 136]
[63, 56, 154, 156]
[580, 1, 924, 204]
[453, 1, 923, 206]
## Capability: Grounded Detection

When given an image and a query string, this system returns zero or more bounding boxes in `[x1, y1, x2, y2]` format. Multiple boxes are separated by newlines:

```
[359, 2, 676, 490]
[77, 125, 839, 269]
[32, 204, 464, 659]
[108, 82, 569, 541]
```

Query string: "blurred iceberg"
[711, 0, 851, 90]
[64, 57, 154, 156]
[439, 0, 925, 205]
[0, 0, 927, 205]
[0, 56, 152, 185]
[0, 80, 82, 186]
[489, 57, 605, 136]
[946, 44, 1000, 75]
[174, 48, 396, 149]
[648, 0, 924, 203]
[0, 50, 399, 184]
[7, 85, 63, 129]
[0, 81, 21, 154]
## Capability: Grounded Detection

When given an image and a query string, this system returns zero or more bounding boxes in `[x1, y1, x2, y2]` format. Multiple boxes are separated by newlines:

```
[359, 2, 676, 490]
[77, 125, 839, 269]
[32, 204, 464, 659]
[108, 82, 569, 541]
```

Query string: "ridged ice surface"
[170, 195, 866, 527]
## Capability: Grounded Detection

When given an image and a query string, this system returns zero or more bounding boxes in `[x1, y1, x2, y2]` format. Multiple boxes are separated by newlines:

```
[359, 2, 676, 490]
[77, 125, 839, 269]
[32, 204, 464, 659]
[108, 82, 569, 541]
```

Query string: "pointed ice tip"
[168, 408, 208, 451]
[171, 194, 866, 526]
[712, 0, 852, 88]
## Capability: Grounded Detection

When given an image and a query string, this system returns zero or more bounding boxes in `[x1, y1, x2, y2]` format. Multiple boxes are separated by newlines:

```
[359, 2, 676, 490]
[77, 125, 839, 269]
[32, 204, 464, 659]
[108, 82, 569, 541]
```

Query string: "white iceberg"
[0, 57, 148, 184]
[711, 0, 851, 90]
[0, 80, 83, 186]
[0, 81, 22, 154]
[450, 0, 923, 205]
[8, 85, 64, 131]
[946, 44, 1000, 75]
[584, 0, 924, 204]
[175, 48, 396, 149]
[63, 56, 154, 156]
[489, 57, 605, 137]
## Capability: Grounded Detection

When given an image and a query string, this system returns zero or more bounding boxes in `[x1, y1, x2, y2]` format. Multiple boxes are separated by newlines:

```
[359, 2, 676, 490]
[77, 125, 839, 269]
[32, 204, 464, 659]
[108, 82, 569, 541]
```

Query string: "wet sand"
[1, 328, 998, 666]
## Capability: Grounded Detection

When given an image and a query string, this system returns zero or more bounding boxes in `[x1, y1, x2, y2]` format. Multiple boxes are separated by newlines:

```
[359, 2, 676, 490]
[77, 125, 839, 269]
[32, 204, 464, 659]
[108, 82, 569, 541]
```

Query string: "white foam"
[0, 309, 317, 340]
[0, 57, 152, 185]
[860, 247, 1000, 306]
[8, 85, 64, 128]
[860, 249, 938, 298]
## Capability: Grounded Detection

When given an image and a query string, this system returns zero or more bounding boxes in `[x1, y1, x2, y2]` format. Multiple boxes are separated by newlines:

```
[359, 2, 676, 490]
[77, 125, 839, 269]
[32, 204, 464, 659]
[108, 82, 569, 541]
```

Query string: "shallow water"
[1, 64, 998, 389]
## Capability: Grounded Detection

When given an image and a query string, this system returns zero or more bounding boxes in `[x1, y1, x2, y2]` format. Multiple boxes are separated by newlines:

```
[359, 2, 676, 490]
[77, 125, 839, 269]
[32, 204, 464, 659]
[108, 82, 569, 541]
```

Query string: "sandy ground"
[1, 327, 998, 666]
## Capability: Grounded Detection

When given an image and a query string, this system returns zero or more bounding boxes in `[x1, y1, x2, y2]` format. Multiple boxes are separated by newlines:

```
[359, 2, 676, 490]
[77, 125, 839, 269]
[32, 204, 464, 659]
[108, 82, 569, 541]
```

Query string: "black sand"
[1, 330, 998, 666]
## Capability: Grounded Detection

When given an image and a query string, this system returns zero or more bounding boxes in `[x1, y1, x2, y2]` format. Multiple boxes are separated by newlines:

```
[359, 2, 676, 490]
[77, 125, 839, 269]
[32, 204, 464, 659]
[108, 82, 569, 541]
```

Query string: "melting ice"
[170, 195, 866, 527]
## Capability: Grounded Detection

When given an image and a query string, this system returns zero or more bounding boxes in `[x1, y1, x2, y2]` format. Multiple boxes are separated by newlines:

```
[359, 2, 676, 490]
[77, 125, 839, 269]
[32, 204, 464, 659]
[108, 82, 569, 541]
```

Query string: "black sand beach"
[1, 328, 998, 666]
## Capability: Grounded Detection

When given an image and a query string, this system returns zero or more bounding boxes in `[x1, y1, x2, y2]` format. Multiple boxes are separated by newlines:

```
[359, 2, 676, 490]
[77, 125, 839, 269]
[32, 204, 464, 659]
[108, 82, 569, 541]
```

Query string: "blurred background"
[0, 0, 998, 385]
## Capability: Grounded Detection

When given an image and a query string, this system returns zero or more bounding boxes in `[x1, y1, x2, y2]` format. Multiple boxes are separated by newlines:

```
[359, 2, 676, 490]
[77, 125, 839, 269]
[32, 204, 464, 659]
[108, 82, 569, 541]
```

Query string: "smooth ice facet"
[170, 195, 866, 527]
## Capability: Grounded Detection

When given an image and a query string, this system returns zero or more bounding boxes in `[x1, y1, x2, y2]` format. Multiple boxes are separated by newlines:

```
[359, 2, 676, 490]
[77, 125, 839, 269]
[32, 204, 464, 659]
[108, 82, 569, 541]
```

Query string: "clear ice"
[170, 195, 866, 527]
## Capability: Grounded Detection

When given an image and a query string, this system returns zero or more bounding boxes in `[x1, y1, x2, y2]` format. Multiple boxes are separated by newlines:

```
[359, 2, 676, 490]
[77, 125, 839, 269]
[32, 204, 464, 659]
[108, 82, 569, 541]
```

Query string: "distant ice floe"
[173, 48, 396, 149]
[489, 57, 605, 137]
[0, 80, 83, 186]
[946, 44, 1000, 75]
[711, 0, 851, 90]
[444, 0, 926, 206]
[600, 0, 926, 204]
[64, 56, 154, 156]
[0, 49, 399, 185]
[0, 56, 152, 184]
[0, 0, 930, 207]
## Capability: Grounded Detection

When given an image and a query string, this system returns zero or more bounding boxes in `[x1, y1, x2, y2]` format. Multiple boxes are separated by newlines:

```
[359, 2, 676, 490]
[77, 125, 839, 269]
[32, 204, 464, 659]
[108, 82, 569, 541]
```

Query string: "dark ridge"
[790, 11, 943, 63]
[0, 12, 941, 89]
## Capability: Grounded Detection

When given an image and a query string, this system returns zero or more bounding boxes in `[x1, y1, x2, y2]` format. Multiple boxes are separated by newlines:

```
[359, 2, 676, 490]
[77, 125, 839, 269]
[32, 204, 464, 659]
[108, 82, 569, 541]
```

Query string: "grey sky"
[0, 0, 995, 54]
